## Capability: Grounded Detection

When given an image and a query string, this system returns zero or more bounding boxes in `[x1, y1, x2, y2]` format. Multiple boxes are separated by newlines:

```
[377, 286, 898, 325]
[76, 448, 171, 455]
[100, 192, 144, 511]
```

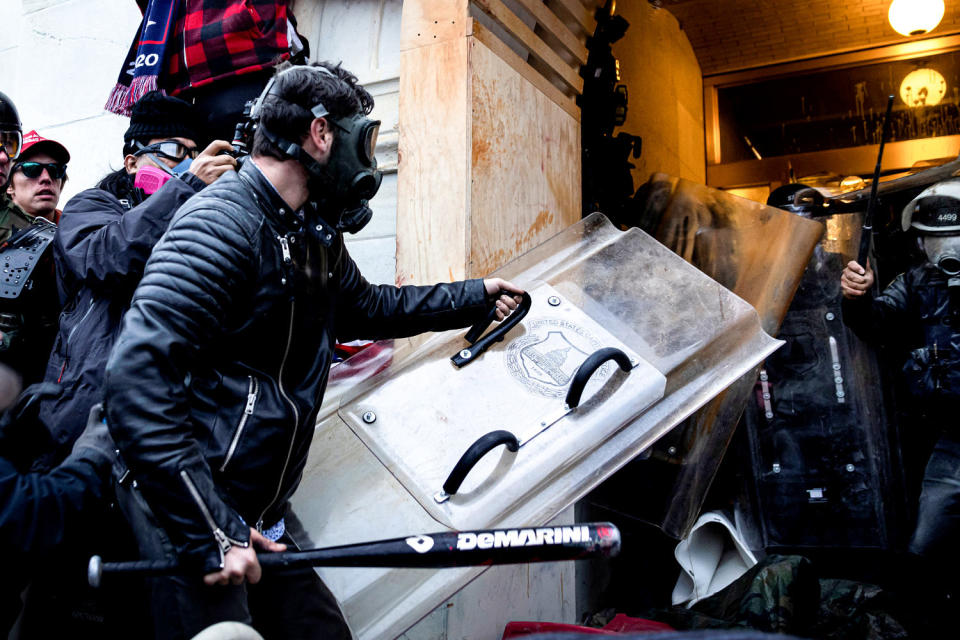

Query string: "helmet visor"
[0, 129, 22, 160]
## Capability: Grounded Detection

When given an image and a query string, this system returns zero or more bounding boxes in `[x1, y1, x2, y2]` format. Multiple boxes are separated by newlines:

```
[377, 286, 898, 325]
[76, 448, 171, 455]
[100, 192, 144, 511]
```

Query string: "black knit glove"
[69, 403, 121, 477]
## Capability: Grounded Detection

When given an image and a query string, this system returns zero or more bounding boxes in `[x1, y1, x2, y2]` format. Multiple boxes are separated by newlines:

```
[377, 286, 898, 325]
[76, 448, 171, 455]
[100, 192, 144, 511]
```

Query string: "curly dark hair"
[251, 61, 374, 160]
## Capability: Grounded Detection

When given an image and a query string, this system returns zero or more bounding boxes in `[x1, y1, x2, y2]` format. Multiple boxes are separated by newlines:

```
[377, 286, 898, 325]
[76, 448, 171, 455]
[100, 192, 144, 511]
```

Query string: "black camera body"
[225, 99, 257, 159]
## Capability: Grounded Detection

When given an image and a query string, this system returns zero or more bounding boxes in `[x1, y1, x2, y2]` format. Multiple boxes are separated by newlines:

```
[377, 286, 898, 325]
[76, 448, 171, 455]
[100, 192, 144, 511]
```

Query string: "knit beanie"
[123, 91, 200, 145]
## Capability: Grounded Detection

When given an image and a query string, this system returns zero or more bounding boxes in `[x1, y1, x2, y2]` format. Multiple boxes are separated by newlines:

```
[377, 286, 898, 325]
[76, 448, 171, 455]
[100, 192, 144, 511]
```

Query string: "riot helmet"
[767, 183, 826, 218]
[902, 179, 960, 276]
[1, 91, 23, 183]
[250, 65, 382, 233]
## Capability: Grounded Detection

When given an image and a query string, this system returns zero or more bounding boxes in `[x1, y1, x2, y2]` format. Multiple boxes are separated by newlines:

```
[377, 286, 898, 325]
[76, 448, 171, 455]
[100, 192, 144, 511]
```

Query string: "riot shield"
[288, 213, 782, 639]
[607, 177, 825, 539]
[739, 211, 904, 550]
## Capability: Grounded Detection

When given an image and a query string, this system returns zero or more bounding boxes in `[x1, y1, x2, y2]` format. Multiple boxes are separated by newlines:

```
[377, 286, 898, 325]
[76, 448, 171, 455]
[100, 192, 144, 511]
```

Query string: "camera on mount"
[222, 99, 257, 159]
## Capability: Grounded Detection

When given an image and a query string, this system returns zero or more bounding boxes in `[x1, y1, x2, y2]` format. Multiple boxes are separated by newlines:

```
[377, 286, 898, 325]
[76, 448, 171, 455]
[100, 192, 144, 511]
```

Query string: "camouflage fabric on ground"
[643, 555, 910, 639]
[692, 555, 820, 635]
[813, 579, 908, 640]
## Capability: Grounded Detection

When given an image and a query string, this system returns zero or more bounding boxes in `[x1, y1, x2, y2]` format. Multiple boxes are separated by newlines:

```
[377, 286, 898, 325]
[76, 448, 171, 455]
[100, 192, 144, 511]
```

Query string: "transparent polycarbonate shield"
[340, 282, 665, 530]
[630, 176, 825, 538]
[289, 213, 783, 640]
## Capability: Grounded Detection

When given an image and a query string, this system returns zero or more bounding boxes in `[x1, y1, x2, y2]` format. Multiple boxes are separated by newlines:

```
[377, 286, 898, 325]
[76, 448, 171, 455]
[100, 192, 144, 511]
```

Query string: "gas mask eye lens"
[361, 122, 380, 165]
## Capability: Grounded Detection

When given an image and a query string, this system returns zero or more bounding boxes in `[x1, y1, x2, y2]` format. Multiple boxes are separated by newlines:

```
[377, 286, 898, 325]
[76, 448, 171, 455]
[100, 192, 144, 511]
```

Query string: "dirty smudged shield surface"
[637, 176, 825, 538]
[287, 213, 784, 639]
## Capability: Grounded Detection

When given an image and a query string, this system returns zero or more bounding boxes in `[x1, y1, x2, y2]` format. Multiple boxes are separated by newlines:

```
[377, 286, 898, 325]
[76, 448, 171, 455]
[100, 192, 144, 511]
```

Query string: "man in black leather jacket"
[36, 91, 237, 467]
[841, 179, 960, 607]
[103, 62, 523, 639]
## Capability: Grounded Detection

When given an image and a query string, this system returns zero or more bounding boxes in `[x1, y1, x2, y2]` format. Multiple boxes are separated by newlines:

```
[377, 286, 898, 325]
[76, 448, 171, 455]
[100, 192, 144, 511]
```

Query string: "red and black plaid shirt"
[166, 0, 291, 94]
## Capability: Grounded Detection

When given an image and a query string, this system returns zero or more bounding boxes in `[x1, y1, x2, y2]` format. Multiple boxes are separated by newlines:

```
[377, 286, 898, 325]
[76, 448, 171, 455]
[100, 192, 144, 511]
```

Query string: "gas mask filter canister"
[133, 155, 192, 195]
[922, 235, 960, 277]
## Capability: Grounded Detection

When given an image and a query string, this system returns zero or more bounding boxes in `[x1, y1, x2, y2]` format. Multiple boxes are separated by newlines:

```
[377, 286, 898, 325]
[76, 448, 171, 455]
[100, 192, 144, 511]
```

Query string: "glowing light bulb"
[888, 0, 945, 37]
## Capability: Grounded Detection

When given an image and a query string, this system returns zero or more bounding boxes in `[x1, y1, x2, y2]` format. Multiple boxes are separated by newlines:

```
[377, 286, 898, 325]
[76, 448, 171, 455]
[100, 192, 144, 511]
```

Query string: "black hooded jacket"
[104, 160, 490, 571]
[37, 170, 206, 462]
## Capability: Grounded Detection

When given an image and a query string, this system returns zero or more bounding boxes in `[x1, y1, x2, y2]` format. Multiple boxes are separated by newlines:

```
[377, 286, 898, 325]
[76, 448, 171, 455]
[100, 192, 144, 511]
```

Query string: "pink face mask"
[133, 165, 173, 195]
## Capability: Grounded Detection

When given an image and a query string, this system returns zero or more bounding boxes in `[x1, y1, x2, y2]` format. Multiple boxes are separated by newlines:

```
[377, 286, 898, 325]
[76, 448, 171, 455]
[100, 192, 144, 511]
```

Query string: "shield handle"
[451, 292, 532, 368]
[434, 430, 520, 503]
[565, 347, 633, 409]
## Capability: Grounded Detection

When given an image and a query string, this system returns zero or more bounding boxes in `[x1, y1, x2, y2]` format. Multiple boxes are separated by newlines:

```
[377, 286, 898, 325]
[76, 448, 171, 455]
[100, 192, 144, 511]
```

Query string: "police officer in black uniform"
[842, 179, 960, 614]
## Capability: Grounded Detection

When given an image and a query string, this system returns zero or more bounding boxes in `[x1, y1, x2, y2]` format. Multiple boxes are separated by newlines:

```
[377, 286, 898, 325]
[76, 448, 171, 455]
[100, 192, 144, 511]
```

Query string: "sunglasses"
[134, 140, 199, 162]
[1, 129, 22, 160]
[16, 161, 68, 180]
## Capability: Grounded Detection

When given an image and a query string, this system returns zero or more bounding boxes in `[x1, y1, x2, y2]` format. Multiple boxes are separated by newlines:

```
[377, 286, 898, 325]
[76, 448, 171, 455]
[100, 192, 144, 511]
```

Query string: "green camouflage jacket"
[0, 193, 35, 244]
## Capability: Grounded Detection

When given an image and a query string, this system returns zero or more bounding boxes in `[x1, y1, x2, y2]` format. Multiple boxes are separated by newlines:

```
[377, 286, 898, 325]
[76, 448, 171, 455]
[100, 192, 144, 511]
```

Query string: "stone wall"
[0, 0, 399, 285]
[0, 0, 142, 205]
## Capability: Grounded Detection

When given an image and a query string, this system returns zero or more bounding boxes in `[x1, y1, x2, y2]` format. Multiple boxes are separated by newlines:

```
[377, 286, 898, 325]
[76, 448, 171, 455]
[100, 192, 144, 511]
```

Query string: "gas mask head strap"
[249, 65, 349, 181]
[249, 65, 338, 124]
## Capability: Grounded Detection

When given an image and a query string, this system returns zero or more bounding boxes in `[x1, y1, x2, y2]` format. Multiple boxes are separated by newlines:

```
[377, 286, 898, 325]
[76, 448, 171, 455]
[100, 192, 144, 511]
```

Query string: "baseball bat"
[88, 522, 620, 588]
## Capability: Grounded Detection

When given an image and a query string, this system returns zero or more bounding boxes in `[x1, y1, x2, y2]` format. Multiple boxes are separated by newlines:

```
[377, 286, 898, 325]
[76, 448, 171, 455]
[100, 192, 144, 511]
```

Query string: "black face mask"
[336, 200, 374, 234]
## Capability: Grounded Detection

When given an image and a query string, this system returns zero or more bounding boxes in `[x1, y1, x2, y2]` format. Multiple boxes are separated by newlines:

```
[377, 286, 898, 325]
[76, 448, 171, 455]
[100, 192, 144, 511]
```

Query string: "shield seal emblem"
[520, 331, 587, 387]
[506, 317, 610, 398]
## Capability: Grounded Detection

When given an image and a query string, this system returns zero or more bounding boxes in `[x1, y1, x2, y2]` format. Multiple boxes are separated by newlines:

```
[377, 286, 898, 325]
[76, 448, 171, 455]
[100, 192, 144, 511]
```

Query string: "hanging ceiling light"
[900, 68, 947, 107]
[888, 0, 945, 37]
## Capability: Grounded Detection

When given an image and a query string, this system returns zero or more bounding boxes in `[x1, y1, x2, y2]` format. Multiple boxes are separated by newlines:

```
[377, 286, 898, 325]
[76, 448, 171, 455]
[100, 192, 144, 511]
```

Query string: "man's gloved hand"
[69, 403, 123, 478]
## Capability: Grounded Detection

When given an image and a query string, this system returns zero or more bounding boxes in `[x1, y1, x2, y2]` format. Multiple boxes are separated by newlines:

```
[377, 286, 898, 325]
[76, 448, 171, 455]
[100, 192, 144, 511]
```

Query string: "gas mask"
[306, 111, 382, 233]
[921, 235, 960, 277]
[250, 65, 382, 234]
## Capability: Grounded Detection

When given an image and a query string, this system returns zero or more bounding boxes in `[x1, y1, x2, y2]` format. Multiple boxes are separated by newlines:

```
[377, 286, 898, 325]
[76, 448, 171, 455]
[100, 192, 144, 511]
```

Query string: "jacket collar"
[239, 158, 303, 231]
[239, 158, 338, 247]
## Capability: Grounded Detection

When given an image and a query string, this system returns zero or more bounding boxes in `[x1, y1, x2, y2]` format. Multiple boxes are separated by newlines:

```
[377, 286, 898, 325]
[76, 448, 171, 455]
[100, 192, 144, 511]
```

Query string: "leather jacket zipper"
[256, 299, 300, 532]
[180, 470, 247, 567]
[278, 235, 292, 263]
[219, 376, 260, 472]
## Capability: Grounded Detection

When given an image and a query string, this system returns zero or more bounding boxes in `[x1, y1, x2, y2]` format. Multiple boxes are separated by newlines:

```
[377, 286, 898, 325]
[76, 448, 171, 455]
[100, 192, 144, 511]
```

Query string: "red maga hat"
[19, 130, 70, 164]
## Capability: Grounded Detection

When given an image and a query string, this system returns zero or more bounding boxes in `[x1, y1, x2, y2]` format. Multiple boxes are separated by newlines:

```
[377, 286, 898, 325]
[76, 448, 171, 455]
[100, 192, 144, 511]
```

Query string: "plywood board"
[467, 37, 581, 277]
[473, 0, 583, 94]
[511, 0, 588, 63]
[472, 20, 579, 121]
[397, 37, 471, 285]
[400, 0, 469, 50]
